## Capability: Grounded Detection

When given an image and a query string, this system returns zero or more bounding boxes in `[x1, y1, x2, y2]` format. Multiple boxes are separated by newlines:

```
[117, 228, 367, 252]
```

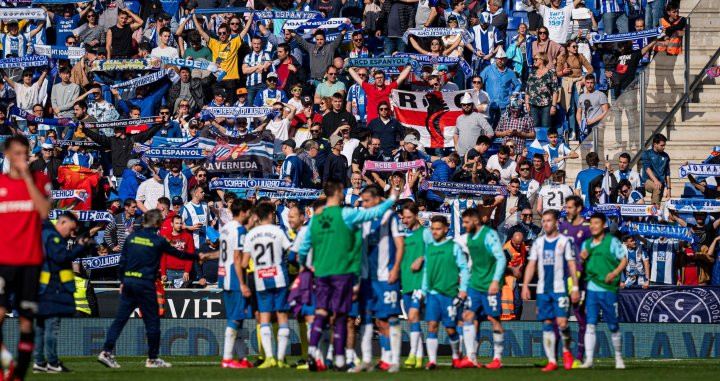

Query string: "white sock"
[306, 322, 312, 341]
[427, 336, 438, 364]
[326, 343, 334, 361]
[361, 324, 373, 364]
[334, 354, 345, 368]
[585, 324, 597, 364]
[308, 346, 318, 359]
[260, 324, 273, 360]
[390, 322, 402, 365]
[449, 335, 460, 360]
[277, 326, 290, 361]
[543, 330, 557, 364]
[409, 331, 419, 357]
[611, 331, 622, 360]
[223, 327, 237, 360]
[462, 322, 476, 359]
[493, 331, 504, 360]
[381, 344, 391, 364]
[346, 348, 356, 364]
[415, 333, 424, 360]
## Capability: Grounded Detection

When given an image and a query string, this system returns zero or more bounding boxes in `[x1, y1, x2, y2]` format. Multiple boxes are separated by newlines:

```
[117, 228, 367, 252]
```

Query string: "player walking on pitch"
[242, 203, 294, 368]
[580, 212, 628, 369]
[456, 208, 507, 369]
[522, 210, 580, 372]
[422, 215, 470, 370]
[399, 202, 426, 369]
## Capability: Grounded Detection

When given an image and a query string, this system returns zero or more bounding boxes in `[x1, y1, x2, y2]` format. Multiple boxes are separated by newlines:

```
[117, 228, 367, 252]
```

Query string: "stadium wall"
[2, 319, 718, 358]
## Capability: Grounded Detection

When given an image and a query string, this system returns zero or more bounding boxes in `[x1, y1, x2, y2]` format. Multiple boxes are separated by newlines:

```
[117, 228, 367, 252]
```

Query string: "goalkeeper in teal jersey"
[455, 208, 506, 369]
[579, 212, 628, 370]
[421, 215, 470, 370]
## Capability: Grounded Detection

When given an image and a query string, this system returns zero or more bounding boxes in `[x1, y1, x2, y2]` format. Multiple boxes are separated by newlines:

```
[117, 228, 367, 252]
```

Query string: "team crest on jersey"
[318, 214, 333, 229]
[635, 288, 720, 323]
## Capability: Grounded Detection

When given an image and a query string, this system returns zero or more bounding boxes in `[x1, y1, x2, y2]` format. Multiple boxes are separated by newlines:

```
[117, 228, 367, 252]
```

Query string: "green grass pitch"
[26, 356, 720, 381]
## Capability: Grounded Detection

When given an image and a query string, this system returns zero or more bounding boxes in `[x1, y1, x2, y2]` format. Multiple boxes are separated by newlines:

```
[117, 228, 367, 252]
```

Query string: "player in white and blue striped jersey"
[216, 199, 253, 369]
[354, 185, 404, 373]
[241, 203, 293, 369]
[522, 210, 580, 372]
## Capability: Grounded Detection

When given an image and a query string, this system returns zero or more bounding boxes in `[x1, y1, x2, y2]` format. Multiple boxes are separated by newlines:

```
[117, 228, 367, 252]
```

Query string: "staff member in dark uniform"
[97, 210, 195, 369]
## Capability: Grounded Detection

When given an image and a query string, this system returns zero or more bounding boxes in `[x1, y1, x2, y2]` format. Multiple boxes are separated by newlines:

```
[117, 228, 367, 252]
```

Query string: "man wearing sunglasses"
[254, 72, 288, 108]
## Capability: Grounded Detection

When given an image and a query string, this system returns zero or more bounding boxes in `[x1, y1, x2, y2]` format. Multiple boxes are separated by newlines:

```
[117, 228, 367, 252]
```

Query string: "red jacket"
[160, 211, 176, 237]
[516, 155, 552, 184]
[160, 230, 195, 274]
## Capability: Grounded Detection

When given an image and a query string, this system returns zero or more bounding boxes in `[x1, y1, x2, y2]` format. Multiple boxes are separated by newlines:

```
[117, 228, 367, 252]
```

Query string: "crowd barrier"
[2, 319, 718, 358]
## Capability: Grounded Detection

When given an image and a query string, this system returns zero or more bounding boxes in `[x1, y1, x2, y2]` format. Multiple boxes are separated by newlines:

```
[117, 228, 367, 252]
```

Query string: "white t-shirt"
[538, 4, 574, 44]
[14, 81, 42, 112]
[136, 178, 165, 210]
[267, 118, 291, 141]
[151, 45, 179, 58]
[486, 154, 517, 184]
[341, 138, 359, 165]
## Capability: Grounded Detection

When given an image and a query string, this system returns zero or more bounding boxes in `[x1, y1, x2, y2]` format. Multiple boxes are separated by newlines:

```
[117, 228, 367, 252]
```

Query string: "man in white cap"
[470, 12, 501, 74]
[480, 46, 521, 127]
[455, 93, 493, 157]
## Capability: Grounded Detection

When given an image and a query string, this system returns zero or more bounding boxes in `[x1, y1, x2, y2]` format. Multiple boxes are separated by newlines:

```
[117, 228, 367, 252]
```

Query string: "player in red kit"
[0, 136, 52, 381]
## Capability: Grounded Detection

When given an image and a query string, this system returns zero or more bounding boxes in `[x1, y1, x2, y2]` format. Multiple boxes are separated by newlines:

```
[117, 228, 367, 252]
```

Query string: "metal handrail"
[629, 45, 720, 168]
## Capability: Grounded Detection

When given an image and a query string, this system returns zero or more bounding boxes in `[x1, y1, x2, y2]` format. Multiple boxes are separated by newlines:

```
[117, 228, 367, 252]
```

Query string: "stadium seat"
[508, 16, 524, 31]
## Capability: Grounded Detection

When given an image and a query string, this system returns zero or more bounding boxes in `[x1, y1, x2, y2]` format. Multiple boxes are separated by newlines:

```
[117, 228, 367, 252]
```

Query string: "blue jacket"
[119, 227, 195, 282]
[39, 221, 86, 317]
[480, 64, 522, 109]
[117, 168, 145, 202]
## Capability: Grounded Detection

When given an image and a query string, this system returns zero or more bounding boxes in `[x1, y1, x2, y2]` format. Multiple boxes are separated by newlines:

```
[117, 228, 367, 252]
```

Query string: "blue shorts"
[402, 291, 422, 312]
[425, 293, 458, 328]
[465, 287, 500, 318]
[366, 280, 402, 319]
[224, 290, 252, 321]
[586, 290, 619, 330]
[536, 292, 571, 321]
[257, 287, 290, 313]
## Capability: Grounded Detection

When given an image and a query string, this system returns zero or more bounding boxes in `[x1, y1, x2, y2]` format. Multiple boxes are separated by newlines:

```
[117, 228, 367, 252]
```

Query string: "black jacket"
[118, 227, 195, 282]
[322, 151, 349, 187]
[320, 110, 356, 139]
[30, 156, 62, 189]
[495, 193, 531, 228]
[167, 75, 216, 115]
[84, 123, 164, 177]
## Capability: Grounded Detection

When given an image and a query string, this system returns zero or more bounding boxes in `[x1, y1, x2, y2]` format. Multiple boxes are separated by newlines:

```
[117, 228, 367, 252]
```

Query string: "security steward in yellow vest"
[98, 210, 196, 369]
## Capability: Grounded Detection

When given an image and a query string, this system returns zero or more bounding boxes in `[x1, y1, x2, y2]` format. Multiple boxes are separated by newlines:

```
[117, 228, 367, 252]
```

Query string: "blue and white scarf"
[154, 56, 227, 80]
[143, 147, 205, 159]
[347, 57, 415, 70]
[205, 107, 274, 118]
[90, 58, 163, 72]
[48, 209, 114, 222]
[401, 28, 473, 46]
[32, 0, 91, 3]
[0, 8, 45, 20]
[251, 189, 323, 199]
[110, 69, 179, 89]
[620, 222, 695, 243]
[283, 17, 349, 31]
[583, 204, 659, 217]
[194, 7, 251, 14]
[9, 106, 78, 128]
[590, 27, 663, 45]
[678, 163, 720, 178]
[76, 253, 122, 270]
[33, 45, 86, 60]
[0, 55, 48, 69]
[394, 52, 473, 77]
[52, 190, 88, 203]
[209, 177, 291, 190]
[420, 180, 507, 196]
[83, 117, 162, 129]
[54, 140, 100, 148]
[666, 198, 720, 213]
[151, 136, 198, 147]
[252, 10, 321, 20]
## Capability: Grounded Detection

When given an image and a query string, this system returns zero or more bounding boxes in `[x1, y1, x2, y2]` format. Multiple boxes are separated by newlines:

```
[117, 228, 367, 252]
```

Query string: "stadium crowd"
[0, 0, 712, 379]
